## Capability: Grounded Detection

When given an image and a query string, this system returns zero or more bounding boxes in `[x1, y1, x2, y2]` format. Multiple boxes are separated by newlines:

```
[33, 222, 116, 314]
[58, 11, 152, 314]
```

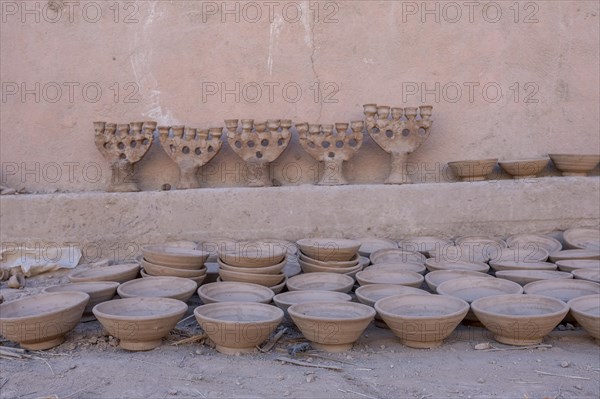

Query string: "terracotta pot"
[548, 153, 600, 176]
[549, 250, 600, 263]
[567, 294, 600, 341]
[299, 259, 362, 276]
[288, 301, 375, 352]
[298, 251, 359, 268]
[365, 262, 426, 275]
[194, 302, 283, 354]
[572, 268, 600, 283]
[375, 294, 469, 348]
[355, 237, 398, 257]
[487, 247, 549, 263]
[142, 259, 207, 277]
[555, 259, 600, 272]
[218, 257, 285, 275]
[141, 268, 206, 287]
[43, 282, 119, 316]
[218, 268, 285, 287]
[489, 260, 557, 272]
[370, 248, 426, 265]
[523, 279, 600, 302]
[286, 272, 354, 293]
[448, 159, 498, 181]
[219, 242, 287, 267]
[296, 239, 360, 262]
[197, 282, 274, 304]
[216, 276, 287, 294]
[355, 269, 424, 288]
[437, 277, 523, 321]
[424, 270, 493, 293]
[0, 292, 89, 350]
[499, 158, 549, 178]
[506, 234, 562, 254]
[355, 284, 430, 308]
[142, 245, 208, 269]
[495, 270, 573, 286]
[117, 276, 197, 302]
[273, 290, 352, 317]
[471, 294, 569, 345]
[563, 228, 600, 250]
[69, 263, 140, 284]
[93, 297, 187, 351]
[425, 259, 489, 273]
[398, 236, 453, 256]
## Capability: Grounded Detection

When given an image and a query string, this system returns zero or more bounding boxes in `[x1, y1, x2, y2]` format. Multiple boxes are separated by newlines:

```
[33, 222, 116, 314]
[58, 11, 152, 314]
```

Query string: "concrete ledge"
[1, 177, 599, 255]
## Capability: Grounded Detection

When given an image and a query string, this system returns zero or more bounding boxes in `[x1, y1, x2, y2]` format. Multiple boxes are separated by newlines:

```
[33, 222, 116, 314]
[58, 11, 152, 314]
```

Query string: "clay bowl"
[375, 294, 469, 348]
[424, 270, 493, 293]
[506, 234, 562, 254]
[142, 245, 208, 269]
[194, 302, 283, 354]
[216, 276, 287, 294]
[448, 159, 498, 181]
[288, 301, 375, 352]
[398, 236, 453, 256]
[523, 279, 600, 303]
[273, 290, 352, 317]
[69, 263, 140, 284]
[358, 256, 370, 269]
[219, 242, 287, 268]
[355, 269, 424, 288]
[198, 237, 238, 262]
[455, 235, 507, 249]
[548, 153, 600, 176]
[355, 237, 397, 257]
[370, 249, 426, 265]
[286, 272, 354, 293]
[142, 259, 207, 278]
[218, 257, 286, 275]
[218, 268, 285, 287]
[437, 277, 523, 321]
[296, 238, 360, 262]
[93, 297, 188, 351]
[298, 251, 359, 268]
[489, 260, 557, 272]
[425, 259, 489, 273]
[499, 158, 549, 178]
[117, 276, 197, 302]
[495, 270, 573, 286]
[428, 245, 490, 263]
[355, 284, 430, 308]
[549, 250, 600, 263]
[471, 294, 569, 345]
[487, 247, 549, 263]
[366, 262, 426, 275]
[572, 268, 600, 283]
[299, 259, 362, 276]
[141, 268, 206, 287]
[43, 282, 119, 316]
[563, 227, 600, 250]
[555, 259, 600, 272]
[197, 282, 274, 304]
[0, 292, 89, 350]
[239, 239, 298, 257]
[567, 295, 600, 341]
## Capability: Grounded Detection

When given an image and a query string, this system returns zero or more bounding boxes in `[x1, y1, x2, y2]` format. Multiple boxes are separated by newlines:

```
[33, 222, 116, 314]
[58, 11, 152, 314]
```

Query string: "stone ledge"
[1, 177, 599, 251]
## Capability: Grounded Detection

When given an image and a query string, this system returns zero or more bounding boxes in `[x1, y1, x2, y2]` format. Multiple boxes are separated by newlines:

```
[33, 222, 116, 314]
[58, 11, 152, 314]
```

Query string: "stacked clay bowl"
[117, 276, 197, 302]
[563, 227, 600, 250]
[141, 245, 209, 286]
[273, 290, 352, 317]
[198, 282, 275, 304]
[296, 238, 363, 276]
[217, 242, 287, 289]
[43, 282, 119, 320]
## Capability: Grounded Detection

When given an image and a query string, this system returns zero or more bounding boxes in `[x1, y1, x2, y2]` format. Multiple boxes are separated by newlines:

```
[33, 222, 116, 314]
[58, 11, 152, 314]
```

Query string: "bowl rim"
[471, 294, 569, 319]
[117, 276, 197, 297]
[298, 259, 362, 273]
[197, 281, 275, 303]
[288, 301, 376, 321]
[69, 263, 140, 279]
[523, 278, 600, 296]
[567, 294, 600, 317]
[43, 281, 120, 293]
[356, 269, 424, 285]
[0, 291, 90, 321]
[193, 302, 284, 324]
[217, 256, 287, 272]
[355, 284, 430, 303]
[142, 244, 209, 258]
[436, 276, 524, 300]
[374, 294, 469, 320]
[273, 290, 352, 307]
[286, 272, 354, 290]
[92, 297, 188, 320]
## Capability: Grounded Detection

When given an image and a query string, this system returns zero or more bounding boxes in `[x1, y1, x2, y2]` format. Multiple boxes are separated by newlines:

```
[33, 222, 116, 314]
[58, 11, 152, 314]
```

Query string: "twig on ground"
[258, 328, 288, 353]
[535, 370, 590, 380]
[176, 314, 196, 326]
[294, 352, 358, 366]
[337, 388, 377, 399]
[170, 333, 207, 346]
[33, 356, 55, 376]
[552, 385, 563, 399]
[275, 356, 343, 371]
[484, 344, 552, 351]
[194, 389, 207, 399]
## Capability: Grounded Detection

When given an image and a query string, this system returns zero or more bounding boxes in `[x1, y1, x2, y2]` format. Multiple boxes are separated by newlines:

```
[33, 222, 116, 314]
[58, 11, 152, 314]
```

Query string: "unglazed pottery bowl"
[523, 279, 600, 302]
[194, 302, 283, 354]
[365, 262, 426, 275]
[142, 259, 207, 278]
[298, 259, 362, 276]
[424, 270, 493, 293]
[563, 228, 600, 250]
[375, 294, 469, 348]
[471, 294, 569, 345]
[142, 245, 209, 269]
[495, 270, 573, 286]
[298, 251, 359, 268]
[0, 292, 89, 350]
[488, 260, 556, 272]
[273, 290, 352, 317]
[296, 238, 360, 262]
[93, 297, 188, 351]
[69, 263, 140, 284]
[219, 242, 287, 268]
[355, 269, 424, 288]
[572, 268, 600, 283]
[288, 301, 375, 352]
[506, 234, 562, 254]
[218, 268, 285, 287]
[425, 259, 489, 273]
[486, 247, 549, 263]
[355, 237, 397, 257]
[499, 158, 549, 178]
[370, 249, 426, 265]
[549, 250, 600, 263]
[218, 257, 286, 275]
[448, 159, 498, 181]
[43, 282, 119, 316]
[555, 259, 600, 273]
[117, 276, 197, 302]
[141, 268, 206, 287]
[548, 153, 600, 176]
[286, 272, 354, 293]
[567, 295, 600, 342]
[197, 282, 274, 304]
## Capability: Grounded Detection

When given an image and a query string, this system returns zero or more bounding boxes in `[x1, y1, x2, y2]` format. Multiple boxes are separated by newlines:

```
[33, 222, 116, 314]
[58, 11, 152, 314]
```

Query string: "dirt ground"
[1, 271, 599, 399]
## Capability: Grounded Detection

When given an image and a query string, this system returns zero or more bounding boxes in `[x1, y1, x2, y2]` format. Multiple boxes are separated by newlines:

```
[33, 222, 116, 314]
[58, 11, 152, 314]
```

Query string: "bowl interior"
[376, 294, 468, 318]
[274, 290, 352, 306]
[437, 277, 523, 302]
[70, 264, 139, 280]
[44, 282, 119, 295]
[94, 297, 187, 318]
[568, 295, 600, 316]
[198, 282, 274, 303]
[356, 284, 430, 305]
[118, 277, 196, 297]
[0, 292, 89, 319]
[289, 301, 375, 320]
[523, 279, 600, 301]
[287, 272, 354, 291]
[195, 302, 283, 323]
[472, 294, 568, 317]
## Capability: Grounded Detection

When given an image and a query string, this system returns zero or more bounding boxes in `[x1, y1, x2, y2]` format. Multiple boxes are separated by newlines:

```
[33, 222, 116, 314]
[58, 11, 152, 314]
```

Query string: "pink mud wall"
[0, 0, 598, 192]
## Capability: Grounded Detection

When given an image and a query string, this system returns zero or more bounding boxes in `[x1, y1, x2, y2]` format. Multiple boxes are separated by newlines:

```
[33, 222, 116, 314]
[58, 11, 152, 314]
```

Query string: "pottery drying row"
[93, 108, 600, 191]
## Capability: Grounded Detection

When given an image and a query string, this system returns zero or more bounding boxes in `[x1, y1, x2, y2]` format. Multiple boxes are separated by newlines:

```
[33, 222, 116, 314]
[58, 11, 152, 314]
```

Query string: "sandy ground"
[1, 271, 599, 399]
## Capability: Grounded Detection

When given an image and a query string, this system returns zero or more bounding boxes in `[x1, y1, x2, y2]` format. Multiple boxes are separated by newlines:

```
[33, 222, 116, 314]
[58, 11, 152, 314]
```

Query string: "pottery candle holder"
[157, 126, 223, 189]
[363, 104, 433, 184]
[224, 119, 292, 187]
[297, 121, 364, 185]
[94, 121, 156, 192]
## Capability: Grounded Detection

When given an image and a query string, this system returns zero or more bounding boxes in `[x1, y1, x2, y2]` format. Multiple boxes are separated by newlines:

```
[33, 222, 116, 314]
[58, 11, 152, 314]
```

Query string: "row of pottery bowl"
[296, 238, 367, 276]
[141, 245, 209, 286]
[217, 242, 287, 292]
